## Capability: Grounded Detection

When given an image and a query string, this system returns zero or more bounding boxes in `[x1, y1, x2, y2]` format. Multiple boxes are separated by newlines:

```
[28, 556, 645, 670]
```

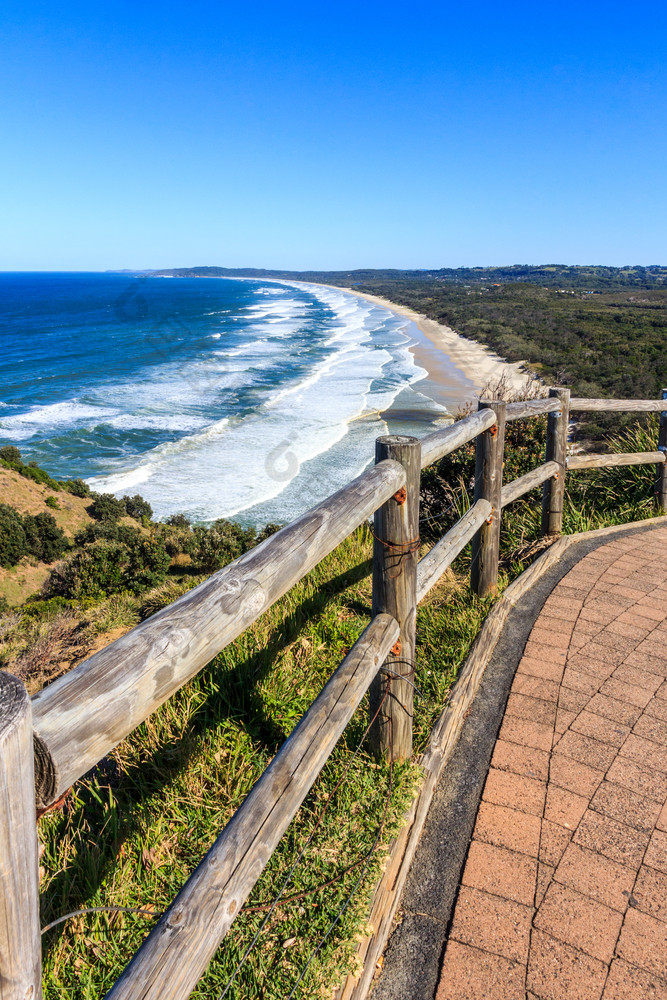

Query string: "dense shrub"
[74, 522, 142, 547]
[192, 519, 258, 573]
[123, 494, 153, 521]
[45, 496, 59, 509]
[89, 492, 127, 522]
[0, 446, 22, 464]
[61, 478, 91, 497]
[46, 534, 170, 599]
[0, 505, 68, 567]
[190, 518, 281, 573]
[23, 513, 69, 563]
[0, 504, 28, 568]
[166, 512, 191, 527]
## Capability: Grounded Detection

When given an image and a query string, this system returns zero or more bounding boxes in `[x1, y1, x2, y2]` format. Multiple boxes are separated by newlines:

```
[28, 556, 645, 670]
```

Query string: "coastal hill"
[146, 263, 667, 289]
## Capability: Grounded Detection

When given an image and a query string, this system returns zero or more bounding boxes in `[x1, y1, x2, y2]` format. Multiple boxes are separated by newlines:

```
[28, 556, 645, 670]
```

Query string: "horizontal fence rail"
[500, 461, 560, 508]
[419, 407, 496, 468]
[31, 459, 405, 809]
[416, 500, 492, 603]
[4, 386, 667, 1000]
[567, 451, 666, 470]
[105, 615, 400, 1000]
[569, 398, 667, 412]
[504, 398, 561, 421]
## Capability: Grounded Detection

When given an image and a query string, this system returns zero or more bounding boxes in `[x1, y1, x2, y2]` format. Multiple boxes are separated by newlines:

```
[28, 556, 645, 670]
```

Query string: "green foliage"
[166, 512, 191, 527]
[191, 518, 259, 573]
[61, 478, 91, 498]
[46, 533, 170, 599]
[20, 464, 62, 490]
[74, 522, 142, 548]
[88, 492, 127, 522]
[45, 496, 59, 509]
[0, 445, 22, 464]
[0, 503, 28, 568]
[0, 505, 68, 568]
[22, 513, 68, 563]
[123, 493, 153, 521]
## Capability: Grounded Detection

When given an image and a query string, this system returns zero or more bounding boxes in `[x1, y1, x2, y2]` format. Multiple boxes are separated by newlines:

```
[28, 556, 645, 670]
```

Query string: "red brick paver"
[436, 527, 667, 1000]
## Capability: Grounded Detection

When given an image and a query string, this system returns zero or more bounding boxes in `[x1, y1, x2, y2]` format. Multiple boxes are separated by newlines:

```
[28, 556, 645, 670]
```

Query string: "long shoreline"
[184, 273, 534, 404]
[314, 283, 533, 400]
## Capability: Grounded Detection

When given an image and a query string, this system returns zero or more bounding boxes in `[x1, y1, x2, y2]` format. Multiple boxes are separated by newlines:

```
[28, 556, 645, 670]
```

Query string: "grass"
[23, 414, 667, 998]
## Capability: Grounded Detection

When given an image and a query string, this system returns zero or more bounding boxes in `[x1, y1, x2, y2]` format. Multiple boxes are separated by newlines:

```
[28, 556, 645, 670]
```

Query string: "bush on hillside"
[123, 494, 153, 521]
[165, 512, 191, 527]
[191, 519, 258, 573]
[89, 492, 127, 522]
[21, 463, 61, 490]
[0, 504, 28, 568]
[22, 513, 68, 563]
[0, 446, 22, 465]
[74, 522, 142, 547]
[46, 533, 170, 599]
[61, 478, 91, 498]
[45, 496, 59, 509]
[0, 505, 68, 568]
[190, 518, 282, 574]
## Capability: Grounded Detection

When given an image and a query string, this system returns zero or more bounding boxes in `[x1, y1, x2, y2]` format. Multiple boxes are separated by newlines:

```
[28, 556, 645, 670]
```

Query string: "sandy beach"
[323, 285, 534, 405]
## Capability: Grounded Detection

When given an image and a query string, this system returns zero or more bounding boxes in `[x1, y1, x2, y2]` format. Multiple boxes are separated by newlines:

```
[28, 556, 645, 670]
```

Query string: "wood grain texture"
[369, 437, 420, 761]
[500, 460, 560, 508]
[567, 451, 666, 470]
[655, 389, 667, 512]
[569, 398, 667, 412]
[420, 408, 496, 469]
[470, 400, 506, 597]
[0, 673, 42, 1000]
[105, 614, 399, 1000]
[541, 387, 570, 536]
[504, 397, 561, 421]
[416, 499, 492, 603]
[31, 459, 405, 809]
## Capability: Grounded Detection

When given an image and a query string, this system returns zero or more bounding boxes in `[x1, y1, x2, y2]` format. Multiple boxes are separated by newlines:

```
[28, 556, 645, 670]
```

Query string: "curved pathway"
[436, 526, 667, 1000]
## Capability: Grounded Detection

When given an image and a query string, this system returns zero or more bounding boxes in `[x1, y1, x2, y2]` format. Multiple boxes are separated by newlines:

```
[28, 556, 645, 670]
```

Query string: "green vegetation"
[0, 504, 68, 569]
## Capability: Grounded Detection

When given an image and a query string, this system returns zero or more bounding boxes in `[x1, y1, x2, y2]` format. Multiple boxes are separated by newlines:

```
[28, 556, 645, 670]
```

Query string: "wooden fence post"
[0, 673, 42, 1000]
[471, 400, 506, 597]
[541, 387, 570, 536]
[369, 435, 420, 761]
[656, 387, 667, 512]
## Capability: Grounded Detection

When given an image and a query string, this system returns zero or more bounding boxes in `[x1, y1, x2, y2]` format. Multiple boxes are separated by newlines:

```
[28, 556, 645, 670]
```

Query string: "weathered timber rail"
[1, 388, 666, 1000]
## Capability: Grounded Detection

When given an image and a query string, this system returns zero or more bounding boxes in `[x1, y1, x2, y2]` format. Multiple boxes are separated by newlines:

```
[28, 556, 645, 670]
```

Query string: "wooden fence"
[1, 387, 666, 999]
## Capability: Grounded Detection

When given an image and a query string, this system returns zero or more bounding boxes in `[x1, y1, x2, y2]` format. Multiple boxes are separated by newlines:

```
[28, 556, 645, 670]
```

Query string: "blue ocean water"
[0, 273, 469, 525]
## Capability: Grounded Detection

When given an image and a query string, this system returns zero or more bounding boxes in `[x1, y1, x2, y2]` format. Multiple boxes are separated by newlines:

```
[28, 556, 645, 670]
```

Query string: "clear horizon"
[2, 0, 666, 270]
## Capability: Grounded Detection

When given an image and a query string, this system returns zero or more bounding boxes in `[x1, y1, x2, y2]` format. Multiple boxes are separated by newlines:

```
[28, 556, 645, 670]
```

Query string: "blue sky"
[1, 1, 666, 270]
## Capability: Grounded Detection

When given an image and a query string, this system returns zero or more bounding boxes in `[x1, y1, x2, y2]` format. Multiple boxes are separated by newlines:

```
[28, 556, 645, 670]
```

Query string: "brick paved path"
[436, 526, 667, 1000]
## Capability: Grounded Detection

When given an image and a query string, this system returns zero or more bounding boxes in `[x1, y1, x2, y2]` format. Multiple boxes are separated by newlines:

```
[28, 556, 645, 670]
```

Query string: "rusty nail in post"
[393, 486, 407, 505]
[390, 639, 401, 657]
[489, 424, 498, 437]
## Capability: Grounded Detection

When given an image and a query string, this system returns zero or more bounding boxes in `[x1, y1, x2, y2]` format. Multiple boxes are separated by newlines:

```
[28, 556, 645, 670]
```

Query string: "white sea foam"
[89, 281, 433, 522]
[0, 401, 119, 440]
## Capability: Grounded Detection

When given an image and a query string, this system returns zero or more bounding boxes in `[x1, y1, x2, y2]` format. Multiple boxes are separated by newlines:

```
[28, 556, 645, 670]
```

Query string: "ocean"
[0, 273, 475, 525]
